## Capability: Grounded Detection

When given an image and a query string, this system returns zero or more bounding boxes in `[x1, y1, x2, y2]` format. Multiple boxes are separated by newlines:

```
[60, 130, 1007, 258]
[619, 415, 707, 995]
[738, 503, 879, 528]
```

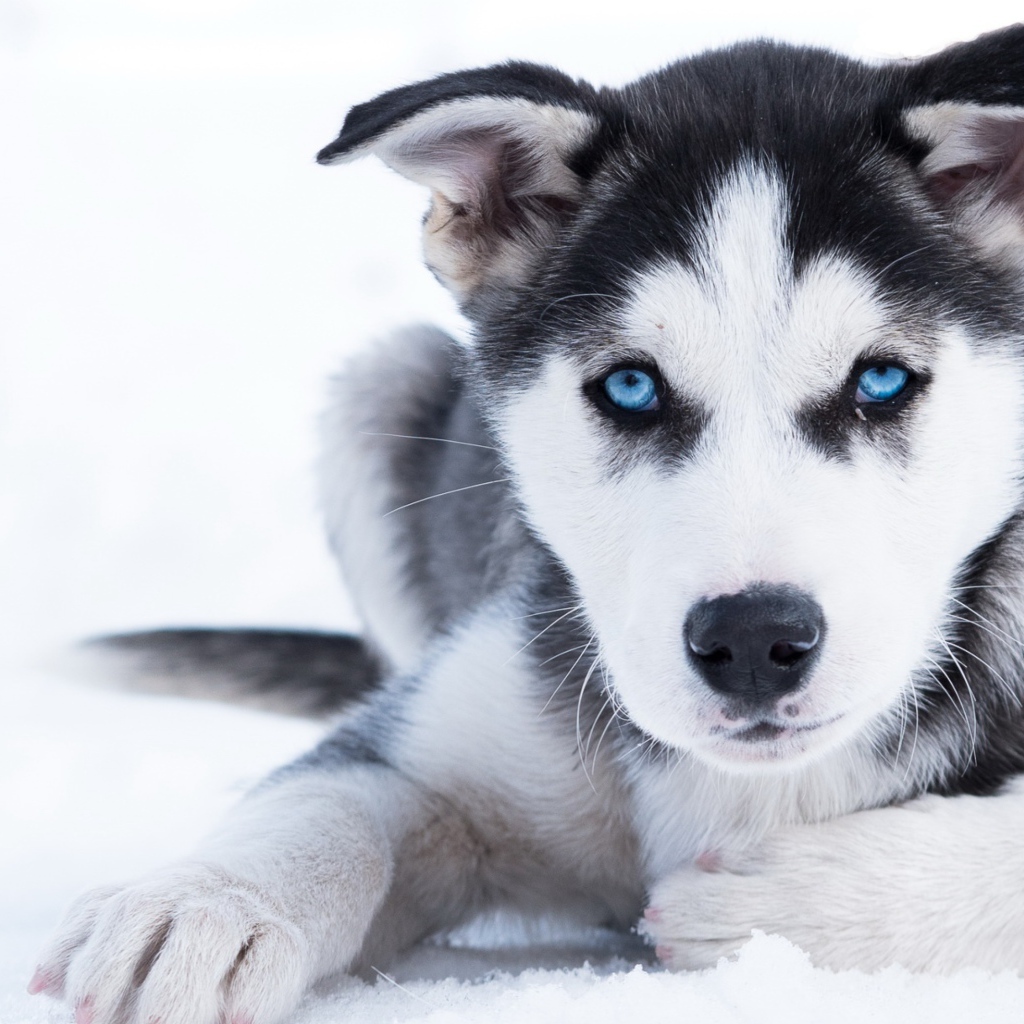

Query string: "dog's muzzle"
[685, 585, 824, 708]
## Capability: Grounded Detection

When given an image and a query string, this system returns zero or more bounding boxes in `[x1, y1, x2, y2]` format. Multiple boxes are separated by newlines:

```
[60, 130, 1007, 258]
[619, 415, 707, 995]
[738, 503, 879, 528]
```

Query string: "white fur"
[644, 778, 1024, 972]
[39, 769, 405, 1024]
[392, 604, 641, 924]
[499, 161, 1024, 771]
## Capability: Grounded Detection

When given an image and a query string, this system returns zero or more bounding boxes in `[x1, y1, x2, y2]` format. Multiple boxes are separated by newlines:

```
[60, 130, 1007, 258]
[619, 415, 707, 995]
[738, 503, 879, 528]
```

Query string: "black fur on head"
[317, 28, 1024, 340]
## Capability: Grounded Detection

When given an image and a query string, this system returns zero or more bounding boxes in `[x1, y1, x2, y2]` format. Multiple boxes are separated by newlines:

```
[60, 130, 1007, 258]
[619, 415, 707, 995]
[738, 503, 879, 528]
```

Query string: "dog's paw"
[642, 846, 812, 971]
[639, 794, 1024, 974]
[30, 864, 311, 1024]
[641, 812, 912, 972]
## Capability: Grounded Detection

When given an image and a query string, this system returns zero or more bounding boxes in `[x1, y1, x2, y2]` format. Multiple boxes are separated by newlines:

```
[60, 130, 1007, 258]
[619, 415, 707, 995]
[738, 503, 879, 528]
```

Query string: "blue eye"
[856, 365, 909, 404]
[603, 368, 659, 412]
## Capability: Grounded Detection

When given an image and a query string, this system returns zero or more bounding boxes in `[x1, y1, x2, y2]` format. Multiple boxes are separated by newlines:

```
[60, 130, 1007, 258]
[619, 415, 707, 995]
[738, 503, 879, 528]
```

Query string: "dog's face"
[500, 159, 1024, 769]
[322, 34, 1024, 771]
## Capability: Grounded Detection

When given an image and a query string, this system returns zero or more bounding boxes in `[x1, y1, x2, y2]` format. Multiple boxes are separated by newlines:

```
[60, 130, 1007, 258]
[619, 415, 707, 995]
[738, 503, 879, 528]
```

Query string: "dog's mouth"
[728, 716, 838, 741]
[732, 720, 787, 743]
[703, 713, 847, 766]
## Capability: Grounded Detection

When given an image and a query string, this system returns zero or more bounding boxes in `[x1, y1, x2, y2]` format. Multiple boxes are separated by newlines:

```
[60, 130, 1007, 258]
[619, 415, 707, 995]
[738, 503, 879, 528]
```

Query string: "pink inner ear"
[928, 163, 996, 202]
[924, 115, 1024, 207]
[425, 131, 508, 206]
[1005, 131, 1024, 200]
[971, 118, 1024, 203]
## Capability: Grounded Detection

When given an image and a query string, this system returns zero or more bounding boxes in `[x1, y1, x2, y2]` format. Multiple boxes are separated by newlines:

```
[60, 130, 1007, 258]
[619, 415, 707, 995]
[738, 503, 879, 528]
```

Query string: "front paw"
[641, 854, 777, 970]
[641, 828, 874, 971]
[31, 863, 311, 1024]
[640, 804, 964, 973]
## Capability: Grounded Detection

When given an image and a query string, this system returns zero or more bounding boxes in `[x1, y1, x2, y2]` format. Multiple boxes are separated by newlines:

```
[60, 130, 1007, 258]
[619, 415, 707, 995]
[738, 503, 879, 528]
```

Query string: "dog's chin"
[687, 715, 850, 774]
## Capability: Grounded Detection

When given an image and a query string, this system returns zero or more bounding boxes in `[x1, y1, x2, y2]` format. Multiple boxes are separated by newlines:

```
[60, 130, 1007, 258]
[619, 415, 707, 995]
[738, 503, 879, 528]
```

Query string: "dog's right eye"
[589, 366, 667, 421]
[855, 365, 909, 404]
[584, 363, 666, 426]
[603, 368, 660, 412]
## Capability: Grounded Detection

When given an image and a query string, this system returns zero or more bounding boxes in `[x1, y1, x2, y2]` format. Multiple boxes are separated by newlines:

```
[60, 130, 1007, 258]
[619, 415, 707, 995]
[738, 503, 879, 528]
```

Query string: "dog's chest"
[390, 611, 645, 919]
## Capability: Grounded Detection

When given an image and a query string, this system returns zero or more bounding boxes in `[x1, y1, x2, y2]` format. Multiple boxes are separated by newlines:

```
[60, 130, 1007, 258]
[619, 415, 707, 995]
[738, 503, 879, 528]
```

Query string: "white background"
[4, 2, 1024, 1020]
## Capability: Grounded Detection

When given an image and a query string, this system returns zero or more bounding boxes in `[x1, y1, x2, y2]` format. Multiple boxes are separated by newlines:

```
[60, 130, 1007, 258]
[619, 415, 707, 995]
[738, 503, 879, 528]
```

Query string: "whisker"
[943, 635, 1022, 710]
[504, 605, 582, 665]
[926, 635, 979, 762]
[947, 597, 1024, 656]
[582, 663, 621, 762]
[538, 291, 617, 323]
[946, 614, 1023, 689]
[589, 693, 623, 773]
[383, 478, 510, 516]
[876, 242, 935, 278]
[536, 642, 592, 669]
[539, 637, 595, 715]
[359, 429, 497, 451]
[664, 743, 690, 786]
[934, 630, 979, 731]
[904, 681, 922, 783]
[507, 606, 580, 622]
[636, 733, 661, 774]
[370, 967, 435, 1006]
[952, 584, 1024, 591]
[575, 654, 603, 792]
[584, 692, 616, 761]
[878, 674, 923, 785]
[892, 687, 909, 770]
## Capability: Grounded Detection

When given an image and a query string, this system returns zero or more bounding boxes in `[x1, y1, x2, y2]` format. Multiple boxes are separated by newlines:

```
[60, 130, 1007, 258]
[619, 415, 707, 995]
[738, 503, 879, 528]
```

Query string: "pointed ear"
[317, 63, 605, 306]
[903, 26, 1024, 274]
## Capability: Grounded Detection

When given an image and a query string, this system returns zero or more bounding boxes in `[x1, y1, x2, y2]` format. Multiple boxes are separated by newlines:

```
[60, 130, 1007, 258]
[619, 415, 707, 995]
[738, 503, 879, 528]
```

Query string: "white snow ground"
[5, 2, 1024, 1021]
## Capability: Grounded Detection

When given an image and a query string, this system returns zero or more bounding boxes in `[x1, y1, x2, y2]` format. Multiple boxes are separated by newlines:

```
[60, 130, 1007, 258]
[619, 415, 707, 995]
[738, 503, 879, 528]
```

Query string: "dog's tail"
[73, 628, 384, 719]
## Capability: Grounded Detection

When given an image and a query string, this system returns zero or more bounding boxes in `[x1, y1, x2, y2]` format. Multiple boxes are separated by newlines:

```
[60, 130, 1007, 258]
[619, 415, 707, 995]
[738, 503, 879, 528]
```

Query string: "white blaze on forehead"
[622, 161, 895, 417]
[499, 155, 1024, 771]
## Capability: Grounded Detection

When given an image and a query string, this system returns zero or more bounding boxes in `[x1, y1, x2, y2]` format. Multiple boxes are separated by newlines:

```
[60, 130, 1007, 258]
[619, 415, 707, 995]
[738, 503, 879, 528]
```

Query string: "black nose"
[684, 586, 824, 705]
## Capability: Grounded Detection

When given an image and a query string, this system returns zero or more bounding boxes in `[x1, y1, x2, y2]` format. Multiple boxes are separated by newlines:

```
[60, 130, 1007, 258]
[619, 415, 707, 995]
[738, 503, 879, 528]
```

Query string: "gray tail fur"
[77, 628, 384, 719]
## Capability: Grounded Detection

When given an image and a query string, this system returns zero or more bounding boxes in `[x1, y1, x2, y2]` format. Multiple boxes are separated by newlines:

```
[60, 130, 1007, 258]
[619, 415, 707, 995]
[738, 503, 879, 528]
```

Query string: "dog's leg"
[642, 779, 1024, 972]
[31, 764, 472, 1024]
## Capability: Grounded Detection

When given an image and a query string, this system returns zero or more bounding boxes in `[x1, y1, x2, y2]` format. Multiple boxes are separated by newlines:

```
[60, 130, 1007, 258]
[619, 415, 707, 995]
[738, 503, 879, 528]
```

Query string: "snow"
[4, 1, 1024, 1021]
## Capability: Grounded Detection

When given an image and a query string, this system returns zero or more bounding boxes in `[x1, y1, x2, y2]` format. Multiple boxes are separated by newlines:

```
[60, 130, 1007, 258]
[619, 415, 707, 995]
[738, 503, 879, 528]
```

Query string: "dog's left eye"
[855, 365, 909, 404]
[602, 368, 660, 412]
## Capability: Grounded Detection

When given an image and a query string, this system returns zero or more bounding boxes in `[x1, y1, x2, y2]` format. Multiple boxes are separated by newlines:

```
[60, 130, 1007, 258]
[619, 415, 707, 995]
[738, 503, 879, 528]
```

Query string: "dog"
[30, 25, 1024, 1024]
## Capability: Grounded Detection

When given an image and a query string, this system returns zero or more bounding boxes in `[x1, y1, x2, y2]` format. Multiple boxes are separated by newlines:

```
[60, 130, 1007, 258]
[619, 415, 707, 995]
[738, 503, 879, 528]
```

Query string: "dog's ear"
[902, 26, 1024, 273]
[317, 63, 605, 306]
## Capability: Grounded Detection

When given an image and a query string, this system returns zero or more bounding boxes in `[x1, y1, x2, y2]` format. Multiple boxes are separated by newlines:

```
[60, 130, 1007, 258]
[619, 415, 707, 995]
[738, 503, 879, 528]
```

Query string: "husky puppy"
[31, 26, 1024, 1024]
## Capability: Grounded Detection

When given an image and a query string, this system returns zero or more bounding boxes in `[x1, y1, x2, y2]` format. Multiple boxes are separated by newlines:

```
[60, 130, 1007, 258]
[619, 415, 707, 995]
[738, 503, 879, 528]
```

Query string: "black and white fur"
[32, 27, 1024, 1024]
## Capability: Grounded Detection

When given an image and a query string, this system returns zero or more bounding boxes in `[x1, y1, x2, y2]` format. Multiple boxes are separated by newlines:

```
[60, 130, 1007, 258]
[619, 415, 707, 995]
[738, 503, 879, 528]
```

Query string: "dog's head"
[321, 30, 1024, 773]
